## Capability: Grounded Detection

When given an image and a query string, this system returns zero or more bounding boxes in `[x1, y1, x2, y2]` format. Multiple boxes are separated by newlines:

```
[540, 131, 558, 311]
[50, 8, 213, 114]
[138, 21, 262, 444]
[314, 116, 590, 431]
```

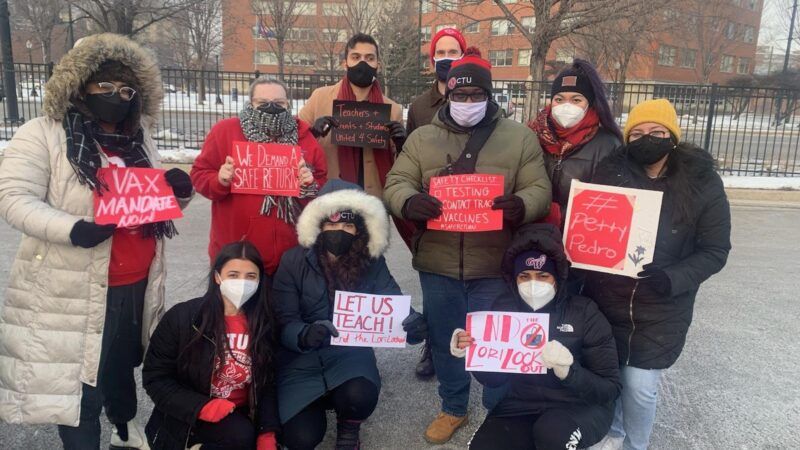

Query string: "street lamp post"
[26, 40, 37, 97]
[215, 54, 223, 105]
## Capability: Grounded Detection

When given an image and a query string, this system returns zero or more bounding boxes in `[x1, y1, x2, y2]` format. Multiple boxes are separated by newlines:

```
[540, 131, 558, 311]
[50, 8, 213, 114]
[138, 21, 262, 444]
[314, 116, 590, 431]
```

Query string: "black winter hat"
[551, 67, 596, 105]
[446, 47, 493, 96]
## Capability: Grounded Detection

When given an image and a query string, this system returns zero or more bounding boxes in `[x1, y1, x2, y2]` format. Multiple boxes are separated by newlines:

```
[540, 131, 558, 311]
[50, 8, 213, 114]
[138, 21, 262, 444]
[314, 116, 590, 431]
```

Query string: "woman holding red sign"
[584, 99, 731, 450]
[272, 180, 427, 449]
[0, 34, 193, 450]
[451, 224, 621, 450]
[191, 77, 327, 275]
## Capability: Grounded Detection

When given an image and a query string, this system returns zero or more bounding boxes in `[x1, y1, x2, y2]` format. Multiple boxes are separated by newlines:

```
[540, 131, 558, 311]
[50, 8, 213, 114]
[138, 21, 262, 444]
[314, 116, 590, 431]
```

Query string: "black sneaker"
[335, 419, 362, 450]
[415, 341, 435, 379]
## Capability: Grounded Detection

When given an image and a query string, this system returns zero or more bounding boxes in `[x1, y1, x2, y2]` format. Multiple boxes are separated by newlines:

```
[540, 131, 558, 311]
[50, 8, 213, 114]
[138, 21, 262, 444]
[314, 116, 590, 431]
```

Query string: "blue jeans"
[419, 271, 509, 417]
[609, 365, 664, 450]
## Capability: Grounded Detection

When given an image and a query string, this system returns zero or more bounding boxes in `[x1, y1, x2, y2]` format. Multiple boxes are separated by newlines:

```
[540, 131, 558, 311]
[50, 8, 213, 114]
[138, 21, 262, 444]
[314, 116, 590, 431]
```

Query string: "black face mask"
[85, 92, 131, 124]
[257, 102, 287, 115]
[435, 58, 456, 82]
[347, 61, 377, 88]
[321, 229, 356, 256]
[627, 135, 675, 166]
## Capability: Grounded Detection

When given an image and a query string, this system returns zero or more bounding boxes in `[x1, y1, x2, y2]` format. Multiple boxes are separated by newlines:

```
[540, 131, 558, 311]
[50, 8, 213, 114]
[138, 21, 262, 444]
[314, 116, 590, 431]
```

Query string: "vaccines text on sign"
[427, 174, 504, 232]
[331, 291, 412, 349]
[94, 167, 183, 227]
[230, 141, 301, 197]
[465, 311, 550, 374]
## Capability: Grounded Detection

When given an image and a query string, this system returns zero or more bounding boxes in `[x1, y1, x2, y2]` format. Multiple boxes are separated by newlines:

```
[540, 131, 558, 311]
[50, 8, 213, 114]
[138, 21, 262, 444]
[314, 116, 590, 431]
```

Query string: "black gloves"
[299, 320, 339, 350]
[310, 116, 340, 138]
[70, 220, 116, 248]
[402, 311, 428, 345]
[492, 194, 525, 226]
[637, 263, 671, 296]
[385, 121, 407, 151]
[165, 168, 193, 198]
[402, 193, 443, 222]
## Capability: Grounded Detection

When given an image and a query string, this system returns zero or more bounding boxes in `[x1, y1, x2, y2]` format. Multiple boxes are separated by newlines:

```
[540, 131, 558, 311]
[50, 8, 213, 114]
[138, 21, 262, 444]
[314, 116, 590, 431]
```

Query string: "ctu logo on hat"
[525, 255, 547, 270]
[447, 76, 472, 90]
[328, 210, 357, 223]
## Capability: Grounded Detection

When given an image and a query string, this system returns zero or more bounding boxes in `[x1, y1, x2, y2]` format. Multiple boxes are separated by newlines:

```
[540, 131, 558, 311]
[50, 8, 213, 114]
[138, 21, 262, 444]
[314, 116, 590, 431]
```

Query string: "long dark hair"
[178, 241, 276, 388]
[559, 59, 623, 142]
[315, 222, 373, 305]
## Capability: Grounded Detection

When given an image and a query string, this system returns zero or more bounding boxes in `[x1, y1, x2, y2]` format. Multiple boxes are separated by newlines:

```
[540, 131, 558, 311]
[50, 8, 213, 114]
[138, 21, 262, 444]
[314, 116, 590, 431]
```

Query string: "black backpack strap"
[443, 117, 500, 175]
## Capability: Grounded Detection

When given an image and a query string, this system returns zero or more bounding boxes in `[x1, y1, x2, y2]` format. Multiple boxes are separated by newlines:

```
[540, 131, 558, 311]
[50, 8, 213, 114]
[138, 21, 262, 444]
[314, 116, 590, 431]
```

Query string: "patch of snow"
[721, 175, 800, 190]
[159, 148, 200, 164]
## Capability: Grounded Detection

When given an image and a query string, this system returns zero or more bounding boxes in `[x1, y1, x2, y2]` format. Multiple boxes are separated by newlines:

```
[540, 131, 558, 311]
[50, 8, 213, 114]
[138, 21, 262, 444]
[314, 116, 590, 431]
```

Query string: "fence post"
[703, 83, 718, 151]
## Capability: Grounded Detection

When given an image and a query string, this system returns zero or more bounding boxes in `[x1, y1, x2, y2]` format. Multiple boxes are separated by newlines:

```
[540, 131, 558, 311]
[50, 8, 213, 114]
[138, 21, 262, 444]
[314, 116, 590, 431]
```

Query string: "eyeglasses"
[450, 91, 488, 103]
[95, 82, 136, 101]
[253, 99, 290, 109]
[628, 130, 669, 141]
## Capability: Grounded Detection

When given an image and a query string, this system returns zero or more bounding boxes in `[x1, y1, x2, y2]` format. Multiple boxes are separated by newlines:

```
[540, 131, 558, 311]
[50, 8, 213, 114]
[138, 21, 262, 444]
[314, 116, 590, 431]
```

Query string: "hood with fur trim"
[296, 180, 390, 258]
[43, 33, 162, 123]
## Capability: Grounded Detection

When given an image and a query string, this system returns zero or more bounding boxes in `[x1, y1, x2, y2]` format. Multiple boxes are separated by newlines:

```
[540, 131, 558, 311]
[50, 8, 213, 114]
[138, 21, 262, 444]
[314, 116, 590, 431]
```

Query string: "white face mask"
[518, 280, 556, 311]
[450, 100, 487, 128]
[219, 278, 259, 310]
[551, 103, 587, 128]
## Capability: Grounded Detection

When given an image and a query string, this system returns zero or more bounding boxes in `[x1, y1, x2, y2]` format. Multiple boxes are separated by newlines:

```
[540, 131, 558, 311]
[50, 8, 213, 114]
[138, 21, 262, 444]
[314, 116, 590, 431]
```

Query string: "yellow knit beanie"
[623, 99, 681, 143]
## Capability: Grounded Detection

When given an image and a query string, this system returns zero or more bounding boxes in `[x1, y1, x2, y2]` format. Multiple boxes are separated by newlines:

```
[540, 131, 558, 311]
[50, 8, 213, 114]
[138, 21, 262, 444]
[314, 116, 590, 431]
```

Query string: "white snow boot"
[109, 420, 150, 450]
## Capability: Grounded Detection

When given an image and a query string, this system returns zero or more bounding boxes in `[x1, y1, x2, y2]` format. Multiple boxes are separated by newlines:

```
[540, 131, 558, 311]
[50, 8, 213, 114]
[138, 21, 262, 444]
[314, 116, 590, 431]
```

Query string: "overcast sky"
[760, 0, 796, 50]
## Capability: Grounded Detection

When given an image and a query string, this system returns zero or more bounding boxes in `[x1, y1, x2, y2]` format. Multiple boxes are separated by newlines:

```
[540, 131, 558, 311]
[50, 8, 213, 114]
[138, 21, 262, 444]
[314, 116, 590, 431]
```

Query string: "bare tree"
[252, 0, 305, 77]
[313, 14, 347, 73]
[70, 0, 198, 36]
[338, 0, 385, 36]
[165, 0, 222, 102]
[375, 0, 420, 79]
[683, 0, 746, 84]
[10, 0, 65, 63]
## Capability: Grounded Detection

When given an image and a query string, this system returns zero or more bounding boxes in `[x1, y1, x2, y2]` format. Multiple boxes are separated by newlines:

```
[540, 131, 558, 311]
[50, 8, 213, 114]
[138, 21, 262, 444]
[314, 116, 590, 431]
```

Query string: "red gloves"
[257, 432, 277, 450]
[198, 398, 236, 423]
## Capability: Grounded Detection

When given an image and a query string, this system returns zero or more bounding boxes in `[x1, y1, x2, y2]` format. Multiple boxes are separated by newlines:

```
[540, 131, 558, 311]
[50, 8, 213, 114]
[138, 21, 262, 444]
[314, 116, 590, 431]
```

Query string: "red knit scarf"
[336, 76, 393, 186]
[529, 105, 600, 157]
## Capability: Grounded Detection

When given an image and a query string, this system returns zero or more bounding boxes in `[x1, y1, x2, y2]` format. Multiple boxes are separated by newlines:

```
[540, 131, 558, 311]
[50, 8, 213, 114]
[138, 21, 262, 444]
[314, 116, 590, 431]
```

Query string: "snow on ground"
[721, 175, 800, 190]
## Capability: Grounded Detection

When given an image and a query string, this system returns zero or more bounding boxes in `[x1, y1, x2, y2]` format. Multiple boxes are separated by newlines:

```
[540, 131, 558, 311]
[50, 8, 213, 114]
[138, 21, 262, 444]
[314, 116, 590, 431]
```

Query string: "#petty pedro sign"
[331, 100, 391, 148]
[427, 174, 505, 232]
[94, 167, 183, 227]
[230, 141, 301, 197]
[331, 291, 412, 348]
[465, 311, 550, 374]
[563, 181, 663, 277]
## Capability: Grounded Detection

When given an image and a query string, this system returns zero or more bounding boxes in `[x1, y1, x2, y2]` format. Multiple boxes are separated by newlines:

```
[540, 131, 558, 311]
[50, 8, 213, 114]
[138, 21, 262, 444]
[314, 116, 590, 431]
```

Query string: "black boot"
[336, 419, 362, 450]
[415, 341, 435, 379]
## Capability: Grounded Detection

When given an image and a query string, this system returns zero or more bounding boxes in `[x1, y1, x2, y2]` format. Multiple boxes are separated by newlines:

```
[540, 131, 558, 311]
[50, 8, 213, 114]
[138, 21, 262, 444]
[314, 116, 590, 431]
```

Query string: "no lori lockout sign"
[562, 181, 663, 277]
[465, 311, 550, 374]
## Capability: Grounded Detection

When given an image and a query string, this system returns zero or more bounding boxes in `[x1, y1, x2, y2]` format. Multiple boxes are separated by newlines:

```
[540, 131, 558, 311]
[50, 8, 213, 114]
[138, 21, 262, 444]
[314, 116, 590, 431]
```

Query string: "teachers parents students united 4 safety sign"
[562, 181, 663, 278]
[94, 167, 183, 227]
[330, 291, 412, 349]
[331, 100, 391, 148]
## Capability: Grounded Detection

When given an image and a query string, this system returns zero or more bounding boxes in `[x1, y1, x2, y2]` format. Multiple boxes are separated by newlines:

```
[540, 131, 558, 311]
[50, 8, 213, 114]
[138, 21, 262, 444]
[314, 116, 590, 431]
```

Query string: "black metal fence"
[2, 65, 800, 176]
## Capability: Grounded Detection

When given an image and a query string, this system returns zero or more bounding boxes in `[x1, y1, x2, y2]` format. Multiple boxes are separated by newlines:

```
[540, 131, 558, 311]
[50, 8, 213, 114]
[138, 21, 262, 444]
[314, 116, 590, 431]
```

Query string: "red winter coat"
[191, 117, 328, 274]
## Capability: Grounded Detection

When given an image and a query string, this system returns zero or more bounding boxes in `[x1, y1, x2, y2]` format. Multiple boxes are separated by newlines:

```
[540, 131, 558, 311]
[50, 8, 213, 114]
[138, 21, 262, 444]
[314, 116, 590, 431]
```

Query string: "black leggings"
[281, 377, 379, 450]
[468, 406, 610, 450]
[188, 409, 256, 450]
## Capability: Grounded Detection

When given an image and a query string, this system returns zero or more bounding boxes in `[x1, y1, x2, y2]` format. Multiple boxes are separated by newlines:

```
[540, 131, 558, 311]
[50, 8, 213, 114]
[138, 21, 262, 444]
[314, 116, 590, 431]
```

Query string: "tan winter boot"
[424, 412, 468, 444]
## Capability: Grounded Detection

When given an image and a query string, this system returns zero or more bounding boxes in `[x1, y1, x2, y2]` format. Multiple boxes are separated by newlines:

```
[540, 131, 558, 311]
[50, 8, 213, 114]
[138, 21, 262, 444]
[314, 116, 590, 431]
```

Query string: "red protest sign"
[230, 141, 301, 196]
[427, 174, 504, 232]
[94, 167, 183, 227]
[465, 311, 550, 374]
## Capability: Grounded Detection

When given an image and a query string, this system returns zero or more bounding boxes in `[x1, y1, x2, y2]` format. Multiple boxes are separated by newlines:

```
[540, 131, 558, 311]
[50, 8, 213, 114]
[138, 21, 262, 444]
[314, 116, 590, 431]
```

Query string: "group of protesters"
[0, 28, 731, 450]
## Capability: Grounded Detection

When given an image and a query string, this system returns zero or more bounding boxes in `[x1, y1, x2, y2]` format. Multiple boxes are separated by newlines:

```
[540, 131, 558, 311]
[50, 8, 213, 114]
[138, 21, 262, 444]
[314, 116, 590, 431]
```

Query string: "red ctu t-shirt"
[101, 149, 157, 287]
[210, 314, 252, 407]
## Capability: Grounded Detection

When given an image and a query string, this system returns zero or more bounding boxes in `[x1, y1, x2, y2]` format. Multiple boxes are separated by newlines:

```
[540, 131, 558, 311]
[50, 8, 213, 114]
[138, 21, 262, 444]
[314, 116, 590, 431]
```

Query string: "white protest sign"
[465, 311, 550, 374]
[331, 291, 411, 348]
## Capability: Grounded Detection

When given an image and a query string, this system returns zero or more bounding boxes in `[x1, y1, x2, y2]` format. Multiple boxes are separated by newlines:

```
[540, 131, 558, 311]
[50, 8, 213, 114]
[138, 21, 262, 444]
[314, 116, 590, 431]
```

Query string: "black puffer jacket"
[142, 297, 280, 450]
[544, 128, 620, 214]
[473, 224, 621, 419]
[584, 144, 731, 369]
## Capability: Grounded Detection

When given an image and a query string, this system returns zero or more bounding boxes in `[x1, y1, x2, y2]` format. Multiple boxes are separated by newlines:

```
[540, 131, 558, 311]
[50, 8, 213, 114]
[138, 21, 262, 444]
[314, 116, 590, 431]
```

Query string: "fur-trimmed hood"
[43, 33, 162, 123]
[296, 180, 390, 258]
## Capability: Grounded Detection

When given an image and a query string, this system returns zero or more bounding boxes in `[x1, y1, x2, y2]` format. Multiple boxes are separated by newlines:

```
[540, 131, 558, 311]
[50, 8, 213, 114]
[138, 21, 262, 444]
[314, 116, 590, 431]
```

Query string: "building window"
[491, 20, 515, 36]
[255, 51, 278, 65]
[737, 57, 751, 74]
[725, 22, 737, 40]
[521, 17, 535, 33]
[730, 0, 741, 6]
[321, 28, 346, 42]
[658, 45, 677, 66]
[463, 21, 479, 33]
[747, 0, 757, 10]
[322, 3, 343, 16]
[421, 26, 431, 41]
[286, 28, 315, 41]
[720, 55, 735, 72]
[555, 47, 574, 63]
[679, 49, 697, 68]
[439, 0, 458, 11]
[286, 53, 317, 67]
[291, 1, 316, 15]
[499, 0, 518, 3]
[436, 23, 457, 32]
[518, 49, 531, 66]
[422, 0, 432, 13]
[489, 49, 513, 66]
[744, 25, 755, 43]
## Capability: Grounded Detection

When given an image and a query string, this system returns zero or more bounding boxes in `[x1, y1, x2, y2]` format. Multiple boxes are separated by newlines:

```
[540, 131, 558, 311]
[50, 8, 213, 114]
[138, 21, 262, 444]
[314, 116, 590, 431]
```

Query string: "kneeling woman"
[273, 180, 426, 449]
[143, 241, 279, 450]
[451, 224, 621, 450]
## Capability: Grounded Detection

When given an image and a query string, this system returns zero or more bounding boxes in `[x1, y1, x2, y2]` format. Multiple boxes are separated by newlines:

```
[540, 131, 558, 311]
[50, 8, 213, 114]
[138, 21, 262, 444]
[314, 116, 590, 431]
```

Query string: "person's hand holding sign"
[310, 116, 340, 138]
[449, 328, 474, 358]
[300, 320, 339, 350]
[298, 159, 314, 187]
[385, 121, 407, 152]
[492, 194, 526, 226]
[541, 340, 574, 380]
[218, 156, 235, 187]
[402, 193, 443, 223]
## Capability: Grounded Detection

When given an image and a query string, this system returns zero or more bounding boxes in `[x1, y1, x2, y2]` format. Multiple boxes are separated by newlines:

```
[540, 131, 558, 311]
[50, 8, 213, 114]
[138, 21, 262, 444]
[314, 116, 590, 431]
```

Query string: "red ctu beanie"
[429, 28, 467, 64]
[446, 47, 492, 96]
